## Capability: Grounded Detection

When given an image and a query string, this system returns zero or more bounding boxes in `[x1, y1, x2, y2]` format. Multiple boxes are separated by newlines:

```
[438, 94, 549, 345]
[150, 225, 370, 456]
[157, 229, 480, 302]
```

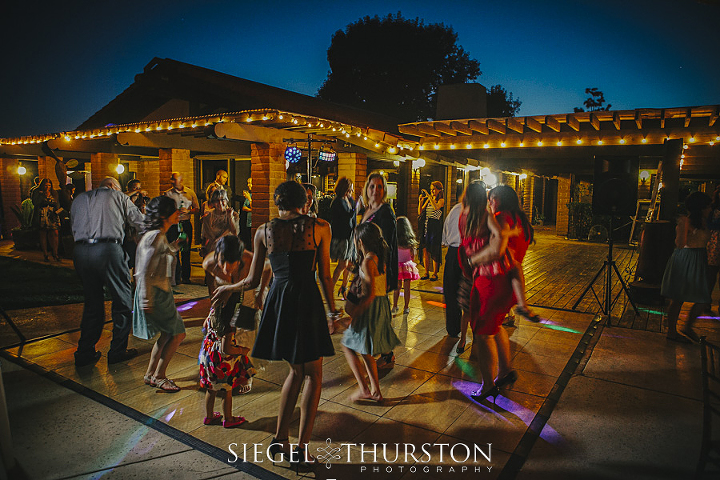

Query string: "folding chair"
[696, 336, 720, 477]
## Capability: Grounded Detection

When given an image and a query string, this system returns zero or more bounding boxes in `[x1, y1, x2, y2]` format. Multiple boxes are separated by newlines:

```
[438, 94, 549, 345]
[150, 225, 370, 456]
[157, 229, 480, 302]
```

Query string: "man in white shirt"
[442, 202, 463, 338]
[164, 172, 199, 284]
[71, 177, 145, 366]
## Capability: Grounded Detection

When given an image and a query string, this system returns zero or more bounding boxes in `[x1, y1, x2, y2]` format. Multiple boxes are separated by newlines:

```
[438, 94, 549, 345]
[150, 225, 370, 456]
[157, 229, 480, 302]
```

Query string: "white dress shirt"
[442, 203, 463, 248]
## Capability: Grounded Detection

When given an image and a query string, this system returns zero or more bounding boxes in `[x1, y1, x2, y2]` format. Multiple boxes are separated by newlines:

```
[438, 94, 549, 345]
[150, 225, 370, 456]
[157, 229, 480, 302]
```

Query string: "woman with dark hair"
[458, 181, 517, 402]
[661, 191, 713, 343]
[360, 172, 399, 368]
[213, 180, 338, 471]
[32, 178, 61, 261]
[418, 181, 445, 280]
[330, 177, 356, 299]
[489, 185, 539, 322]
[132, 196, 187, 392]
[302, 183, 318, 217]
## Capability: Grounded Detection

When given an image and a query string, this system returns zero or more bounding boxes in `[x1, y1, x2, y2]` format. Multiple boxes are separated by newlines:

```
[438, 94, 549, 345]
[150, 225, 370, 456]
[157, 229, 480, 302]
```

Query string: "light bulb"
[115, 164, 125, 174]
[17, 166, 26, 175]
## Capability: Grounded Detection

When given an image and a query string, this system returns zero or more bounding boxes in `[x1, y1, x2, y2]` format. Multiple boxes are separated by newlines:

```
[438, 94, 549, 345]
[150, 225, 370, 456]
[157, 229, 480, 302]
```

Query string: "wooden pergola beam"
[526, 117, 542, 133]
[450, 121, 473, 135]
[660, 109, 666, 129]
[417, 124, 442, 137]
[507, 118, 524, 134]
[710, 107, 718, 127]
[590, 113, 600, 131]
[567, 115, 580, 132]
[613, 112, 621, 130]
[684, 109, 692, 128]
[398, 124, 421, 136]
[434, 122, 457, 136]
[468, 120, 489, 134]
[545, 116, 561, 132]
[635, 110, 643, 129]
[487, 119, 506, 134]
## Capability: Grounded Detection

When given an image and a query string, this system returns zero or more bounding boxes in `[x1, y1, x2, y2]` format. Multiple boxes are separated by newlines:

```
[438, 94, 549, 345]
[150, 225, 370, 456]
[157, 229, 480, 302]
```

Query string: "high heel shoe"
[268, 437, 289, 462]
[495, 370, 518, 389]
[455, 339, 467, 354]
[471, 385, 500, 403]
[291, 445, 317, 472]
[338, 286, 346, 299]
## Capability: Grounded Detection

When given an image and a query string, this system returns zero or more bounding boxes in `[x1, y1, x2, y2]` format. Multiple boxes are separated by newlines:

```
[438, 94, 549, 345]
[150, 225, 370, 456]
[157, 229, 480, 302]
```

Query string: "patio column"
[250, 143, 286, 235]
[556, 175, 572, 236]
[521, 175, 535, 221]
[90, 153, 120, 190]
[407, 165, 421, 230]
[337, 152, 367, 198]
[446, 166, 458, 208]
[1, 158, 22, 235]
[36, 156, 62, 184]
[133, 160, 161, 198]
[158, 148, 193, 193]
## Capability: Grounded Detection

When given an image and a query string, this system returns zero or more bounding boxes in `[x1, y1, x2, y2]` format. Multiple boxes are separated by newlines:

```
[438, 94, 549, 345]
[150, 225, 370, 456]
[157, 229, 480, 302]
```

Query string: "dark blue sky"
[1, 0, 718, 137]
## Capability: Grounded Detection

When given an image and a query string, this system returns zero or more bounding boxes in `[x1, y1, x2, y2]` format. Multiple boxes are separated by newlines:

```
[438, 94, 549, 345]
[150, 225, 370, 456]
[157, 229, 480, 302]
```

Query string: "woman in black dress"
[418, 181, 445, 280]
[359, 172, 399, 367]
[213, 181, 338, 470]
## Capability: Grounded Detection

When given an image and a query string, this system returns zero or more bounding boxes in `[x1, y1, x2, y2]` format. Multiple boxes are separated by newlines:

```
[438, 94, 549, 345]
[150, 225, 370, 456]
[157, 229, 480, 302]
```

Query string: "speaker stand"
[572, 217, 640, 326]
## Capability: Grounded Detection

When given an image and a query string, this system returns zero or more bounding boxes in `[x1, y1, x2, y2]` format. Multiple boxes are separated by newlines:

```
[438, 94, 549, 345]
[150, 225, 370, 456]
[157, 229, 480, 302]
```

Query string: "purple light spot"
[164, 409, 176, 422]
[697, 315, 720, 320]
[177, 301, 198, 312]
[434, 286, 444, 292]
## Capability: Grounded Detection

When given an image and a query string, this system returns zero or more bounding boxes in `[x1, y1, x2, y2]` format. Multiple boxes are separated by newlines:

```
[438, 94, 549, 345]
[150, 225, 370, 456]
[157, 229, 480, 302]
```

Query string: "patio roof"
[399, 105, 720, 177]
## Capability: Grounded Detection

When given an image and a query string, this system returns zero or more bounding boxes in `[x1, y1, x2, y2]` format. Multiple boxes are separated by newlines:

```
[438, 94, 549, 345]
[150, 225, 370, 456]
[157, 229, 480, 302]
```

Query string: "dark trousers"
[443, 246, 462, 337]
[168, 220, 192, 282]
[73, 242, 132, 360]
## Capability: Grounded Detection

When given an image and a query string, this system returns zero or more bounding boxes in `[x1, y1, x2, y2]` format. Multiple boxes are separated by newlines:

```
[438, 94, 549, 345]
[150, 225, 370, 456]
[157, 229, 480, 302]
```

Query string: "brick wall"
[337, 152, 367, 199]
[251, 143, 286, 234]
[158, 149, 193, 194]
[90, 152, 120, 189]
[556, 176, 572, 236]
[522, 175, 534, 221]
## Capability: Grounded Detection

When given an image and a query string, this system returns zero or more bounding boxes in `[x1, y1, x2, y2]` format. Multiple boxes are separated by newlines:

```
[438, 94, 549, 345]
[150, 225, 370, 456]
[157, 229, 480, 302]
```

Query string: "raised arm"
[314, 218, 337, 314]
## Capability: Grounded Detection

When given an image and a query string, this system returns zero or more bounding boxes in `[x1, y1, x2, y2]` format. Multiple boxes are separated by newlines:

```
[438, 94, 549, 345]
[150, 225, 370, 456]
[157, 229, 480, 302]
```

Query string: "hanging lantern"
[284, 144, 302, 163]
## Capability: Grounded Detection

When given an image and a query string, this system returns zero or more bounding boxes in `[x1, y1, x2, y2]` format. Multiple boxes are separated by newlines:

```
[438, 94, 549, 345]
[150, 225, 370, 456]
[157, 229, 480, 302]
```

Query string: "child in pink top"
[393, 216, 420, 315]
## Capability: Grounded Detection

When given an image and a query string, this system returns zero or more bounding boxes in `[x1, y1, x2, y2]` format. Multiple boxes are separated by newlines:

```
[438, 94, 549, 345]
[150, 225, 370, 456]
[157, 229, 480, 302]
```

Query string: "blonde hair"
[362, 171, 388, 206]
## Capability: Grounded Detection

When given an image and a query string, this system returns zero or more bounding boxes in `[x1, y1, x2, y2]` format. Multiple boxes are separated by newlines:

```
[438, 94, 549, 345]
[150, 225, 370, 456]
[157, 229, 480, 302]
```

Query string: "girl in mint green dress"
[342, 222, 401, 403]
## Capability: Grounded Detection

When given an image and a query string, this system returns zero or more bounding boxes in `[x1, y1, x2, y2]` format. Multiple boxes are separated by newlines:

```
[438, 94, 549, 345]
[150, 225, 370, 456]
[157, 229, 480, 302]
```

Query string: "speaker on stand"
[573, 157, 641, 324]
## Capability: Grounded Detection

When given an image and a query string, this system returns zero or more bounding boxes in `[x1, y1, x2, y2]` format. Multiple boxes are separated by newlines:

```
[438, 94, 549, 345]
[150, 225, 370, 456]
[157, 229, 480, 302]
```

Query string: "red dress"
[497, 211, 529, 265]
[458, 211, 515, 335]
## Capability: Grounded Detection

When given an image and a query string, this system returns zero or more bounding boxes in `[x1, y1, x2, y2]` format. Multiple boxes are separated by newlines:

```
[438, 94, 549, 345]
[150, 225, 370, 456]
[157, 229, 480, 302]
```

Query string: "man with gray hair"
[71, 177, 145, 367]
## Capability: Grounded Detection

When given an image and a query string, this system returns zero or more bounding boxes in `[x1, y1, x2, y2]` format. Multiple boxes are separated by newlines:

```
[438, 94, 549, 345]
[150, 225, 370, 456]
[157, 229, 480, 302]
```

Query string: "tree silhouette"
[574, 87, 611, 112]
[318, 13, 520, 122]
[487, 84, 522, 117]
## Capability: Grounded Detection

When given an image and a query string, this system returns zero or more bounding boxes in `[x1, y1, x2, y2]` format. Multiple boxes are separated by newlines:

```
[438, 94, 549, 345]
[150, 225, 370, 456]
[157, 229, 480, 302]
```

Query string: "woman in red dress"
[458, 181, 517, 402]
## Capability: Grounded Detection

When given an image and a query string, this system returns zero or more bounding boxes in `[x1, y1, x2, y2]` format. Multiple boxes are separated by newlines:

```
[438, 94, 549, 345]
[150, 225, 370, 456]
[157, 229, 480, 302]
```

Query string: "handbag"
[217, 291, 258, 331]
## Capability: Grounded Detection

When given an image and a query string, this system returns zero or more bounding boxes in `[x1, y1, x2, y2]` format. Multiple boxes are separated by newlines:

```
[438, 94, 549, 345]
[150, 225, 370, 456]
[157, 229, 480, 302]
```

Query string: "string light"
[689, 137, 696, 143]
[450, 144, 456, 149]
[501, 142, 506, 147]
[556, 141, 562, 146]
[597, 140, 603, 145]
[641, 138, 647, 143]
[483, 143, 489, 149]
[537, 141, 543, 147]
[466, 143, 473, 149]
[576, 139, 582, 145]
[434, 144, 440, 149]
[519, 142, 525, 147]
[619, 138, 625, 144]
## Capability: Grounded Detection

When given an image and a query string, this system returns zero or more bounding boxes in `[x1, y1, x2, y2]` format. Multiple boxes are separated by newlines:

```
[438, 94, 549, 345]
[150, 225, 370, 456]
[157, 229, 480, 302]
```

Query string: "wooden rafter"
[398, 124, 421, 136]
[545, 116, 561, 132]
[487, 119, 506, 134]
[590, 113, 600, 131]
[710, 107, 718, 127]
[684, 109, 692, 128]
[434, 122, 457, 136]
[526, 117, 542, 133]
[660, 109, 666, 129]
[567, 115, 580, 131]
[613, 112, 621, 130]
[468, 120, 489, 134]
[450, 121, 473, 135]
[417, 124, 442, 137]
[635, 110, 642, 129]
[506, 118, 524, 134]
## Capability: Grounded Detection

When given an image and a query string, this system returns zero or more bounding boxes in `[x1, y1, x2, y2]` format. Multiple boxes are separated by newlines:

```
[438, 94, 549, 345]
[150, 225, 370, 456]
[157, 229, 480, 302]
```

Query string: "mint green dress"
[342, 262, 401, 356]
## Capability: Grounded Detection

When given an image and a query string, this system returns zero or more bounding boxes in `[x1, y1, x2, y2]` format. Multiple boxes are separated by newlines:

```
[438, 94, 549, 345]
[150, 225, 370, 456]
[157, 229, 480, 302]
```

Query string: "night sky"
[1, 0, 718, 138]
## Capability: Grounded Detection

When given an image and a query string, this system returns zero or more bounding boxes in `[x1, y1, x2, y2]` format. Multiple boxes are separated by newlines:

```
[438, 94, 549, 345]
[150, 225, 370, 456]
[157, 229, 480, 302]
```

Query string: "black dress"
[251, 215, 335, 363]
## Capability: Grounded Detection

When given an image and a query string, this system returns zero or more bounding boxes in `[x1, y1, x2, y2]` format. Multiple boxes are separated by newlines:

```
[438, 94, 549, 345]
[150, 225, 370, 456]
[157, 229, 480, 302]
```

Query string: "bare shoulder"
[313, 217, 330, 229]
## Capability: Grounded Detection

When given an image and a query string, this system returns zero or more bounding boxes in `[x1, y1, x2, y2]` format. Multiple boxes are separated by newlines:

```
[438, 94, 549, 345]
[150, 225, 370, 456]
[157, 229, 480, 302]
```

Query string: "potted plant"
[10, 199, 39, 250]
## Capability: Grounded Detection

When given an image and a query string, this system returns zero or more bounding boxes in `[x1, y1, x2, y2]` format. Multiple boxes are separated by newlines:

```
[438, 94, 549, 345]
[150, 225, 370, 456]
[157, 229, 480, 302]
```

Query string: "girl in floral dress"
[392, 216, 420, 315]
[199, 235, 255, 428]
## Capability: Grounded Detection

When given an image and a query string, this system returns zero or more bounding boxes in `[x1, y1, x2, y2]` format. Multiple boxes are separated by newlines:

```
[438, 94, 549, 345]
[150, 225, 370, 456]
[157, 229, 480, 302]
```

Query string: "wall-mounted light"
[519, 173, 528, 180]
[412, 158, 426, 169]
[480, 167, 490, 176]
[639, 170, 650, 183]
[115, 164, 125, 174]
[17, 166, 26, 175]
[484, 173, 498, 187]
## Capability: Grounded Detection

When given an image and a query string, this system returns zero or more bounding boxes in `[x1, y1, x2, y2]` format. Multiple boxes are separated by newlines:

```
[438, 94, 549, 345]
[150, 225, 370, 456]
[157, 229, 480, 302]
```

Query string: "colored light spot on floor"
[427, 301, 446, 308]
[177, 301, 198, 312]
[542, 323, 582, 335]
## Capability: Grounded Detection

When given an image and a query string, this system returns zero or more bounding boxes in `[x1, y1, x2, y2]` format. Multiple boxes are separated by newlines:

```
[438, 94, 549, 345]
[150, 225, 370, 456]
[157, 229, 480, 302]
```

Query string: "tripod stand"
[572, 216, 640, 325]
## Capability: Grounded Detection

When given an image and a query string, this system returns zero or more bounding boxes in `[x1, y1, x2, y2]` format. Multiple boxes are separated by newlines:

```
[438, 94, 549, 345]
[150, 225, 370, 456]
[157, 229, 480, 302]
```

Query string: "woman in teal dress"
[133, 196, 186, 392]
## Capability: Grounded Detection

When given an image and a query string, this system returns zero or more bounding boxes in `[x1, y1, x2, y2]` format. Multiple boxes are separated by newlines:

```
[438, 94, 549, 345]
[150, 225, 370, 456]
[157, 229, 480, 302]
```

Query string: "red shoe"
[223, 415, 247, 428]
[203, 412, 223, 425]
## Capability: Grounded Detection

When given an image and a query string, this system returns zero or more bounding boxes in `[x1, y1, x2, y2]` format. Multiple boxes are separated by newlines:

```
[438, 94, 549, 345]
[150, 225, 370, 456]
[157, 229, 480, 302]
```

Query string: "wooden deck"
[522, 227, 665, 332]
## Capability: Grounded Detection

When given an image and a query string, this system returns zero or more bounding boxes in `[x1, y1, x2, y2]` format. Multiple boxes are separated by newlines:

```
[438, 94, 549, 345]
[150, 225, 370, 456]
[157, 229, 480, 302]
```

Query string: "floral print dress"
[199, 305, 255, 390]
